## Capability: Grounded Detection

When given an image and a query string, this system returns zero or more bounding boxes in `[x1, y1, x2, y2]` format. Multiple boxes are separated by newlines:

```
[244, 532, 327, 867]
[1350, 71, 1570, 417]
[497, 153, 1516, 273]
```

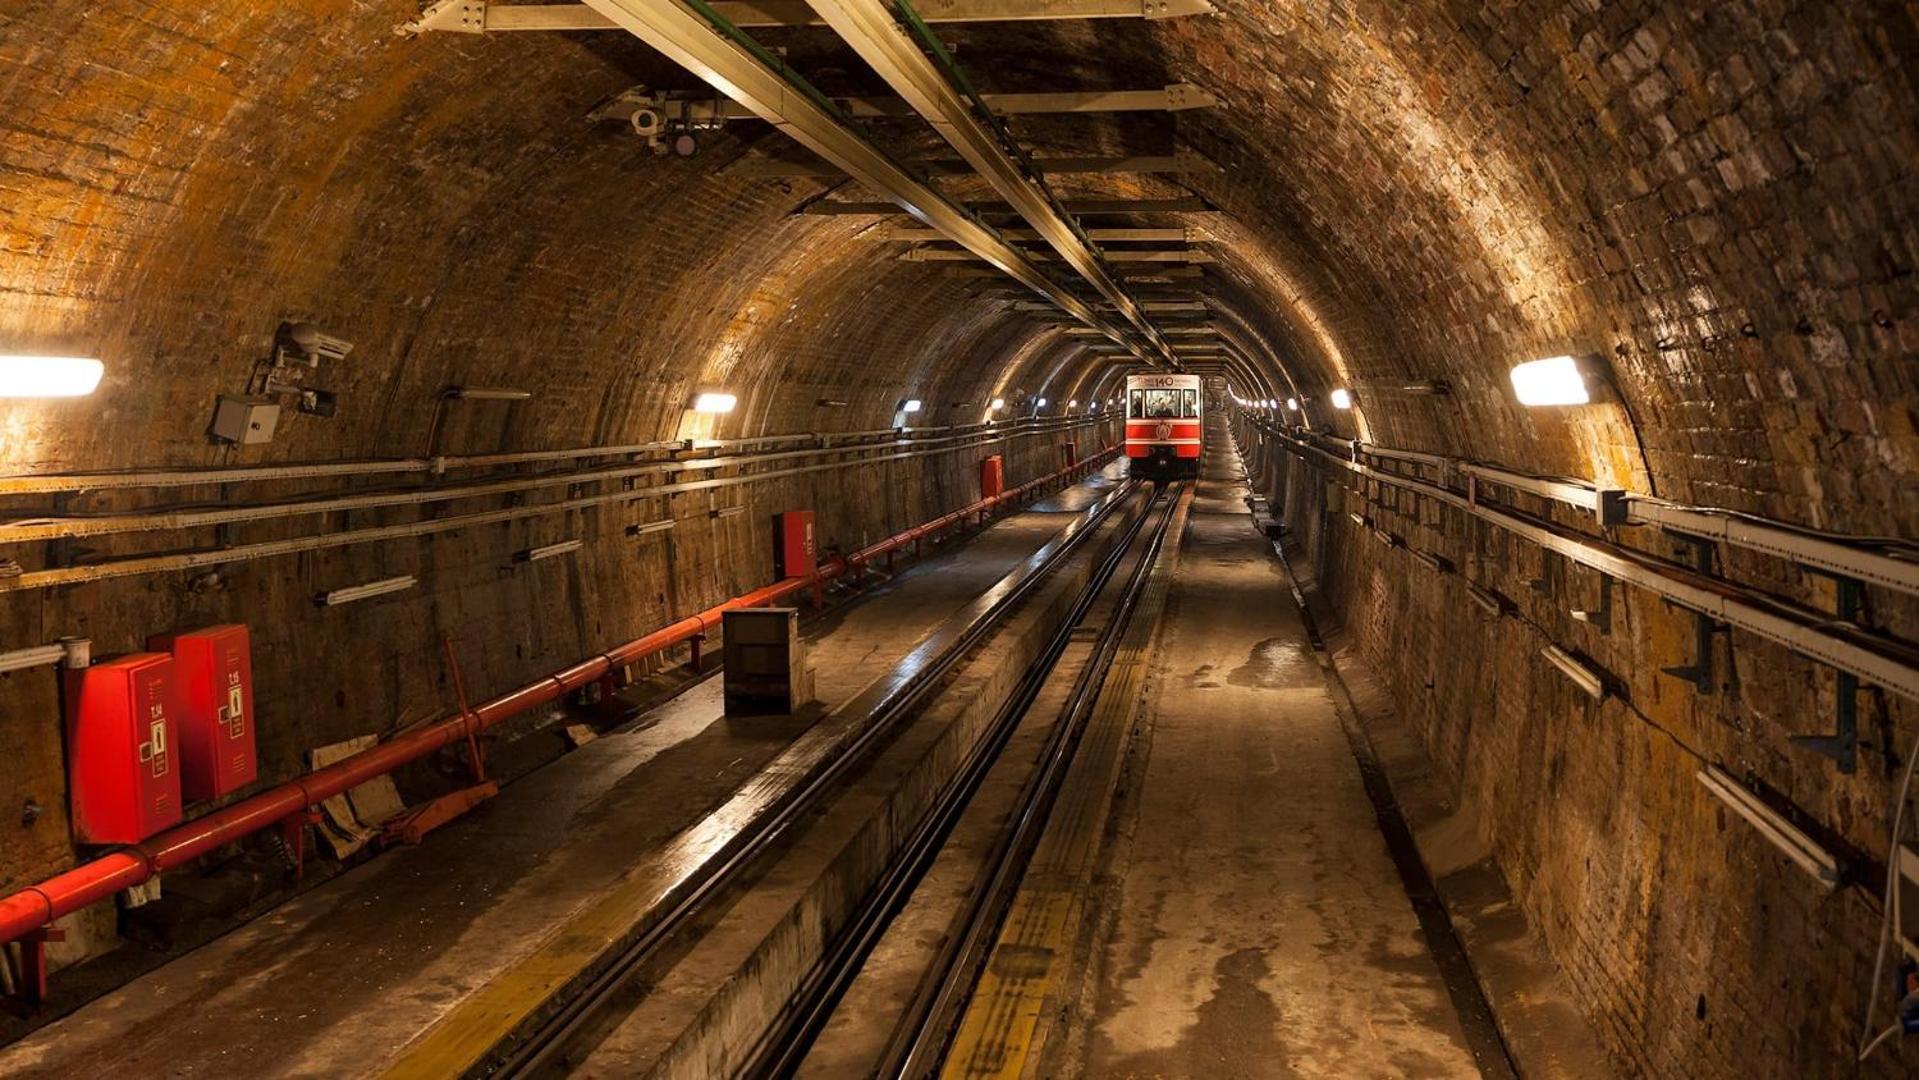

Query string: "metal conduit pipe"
[0, 447, 1117, 948]
[0, 414, 1099, 496]
[0, 416, 1116, 544]
[1238, 414, 1919, 702]
[0, 429, 1119, 594]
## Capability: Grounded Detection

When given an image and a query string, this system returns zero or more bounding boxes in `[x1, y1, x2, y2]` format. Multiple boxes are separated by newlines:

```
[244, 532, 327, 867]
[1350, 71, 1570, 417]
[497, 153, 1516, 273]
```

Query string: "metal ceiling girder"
[882, 225, 1195, 242]
[948, 263, 1205, 279]
[594, 84, 1214, 126]
[1065, 324, 1216, 336]
[1016, 300, 1206, 313]
[902, 248, 1213, 263]
[404, 0, 1215, 35]
[735, 152, 1216, 178]
[804, 196, 1212, 215]
[806, 0, 1178, 365]
[574, 0, 1142, 356]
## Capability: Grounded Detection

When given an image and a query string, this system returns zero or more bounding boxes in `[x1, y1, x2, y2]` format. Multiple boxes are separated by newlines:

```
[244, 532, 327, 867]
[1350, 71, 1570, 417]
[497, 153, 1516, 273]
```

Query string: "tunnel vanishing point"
[0, 2, 1916, 1078]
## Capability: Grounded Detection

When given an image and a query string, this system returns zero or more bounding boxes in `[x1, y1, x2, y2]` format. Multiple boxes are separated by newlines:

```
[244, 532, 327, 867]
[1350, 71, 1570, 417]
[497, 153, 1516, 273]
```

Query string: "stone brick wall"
[1243, 418, 1919, 1078]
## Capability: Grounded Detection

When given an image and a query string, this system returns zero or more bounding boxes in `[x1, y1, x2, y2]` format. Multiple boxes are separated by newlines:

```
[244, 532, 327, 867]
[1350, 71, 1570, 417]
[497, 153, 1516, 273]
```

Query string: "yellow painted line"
[942, 486, 1192, 1080]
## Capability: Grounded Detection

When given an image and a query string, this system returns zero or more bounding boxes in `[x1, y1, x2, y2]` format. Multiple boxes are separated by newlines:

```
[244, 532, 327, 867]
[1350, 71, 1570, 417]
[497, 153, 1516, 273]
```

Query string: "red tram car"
[1123, 372, 1203, 480]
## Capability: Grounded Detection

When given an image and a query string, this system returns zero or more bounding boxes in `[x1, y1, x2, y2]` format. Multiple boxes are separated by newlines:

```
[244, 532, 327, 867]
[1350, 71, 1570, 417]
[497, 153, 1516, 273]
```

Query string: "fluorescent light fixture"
[1286, 398, 1298, 411]
[901, 398, 923, 413]
[692, 392, 737, 414]
[990, 397, 1005, 410]
[0, 355, 104, 398]
[447, 386, 531, 401]
[1540, 644, 1606, 699]
[628, 519, 676, 537]
[516, 539, 583, 563]
[1329, 388, 1354, 410]
[1509, 355, 1590, 406]
[711, 505, 746, 519]
[1465, 583, 1507, 618]
[317, 575, 416, 607]
[1696, 765, 1839, 888]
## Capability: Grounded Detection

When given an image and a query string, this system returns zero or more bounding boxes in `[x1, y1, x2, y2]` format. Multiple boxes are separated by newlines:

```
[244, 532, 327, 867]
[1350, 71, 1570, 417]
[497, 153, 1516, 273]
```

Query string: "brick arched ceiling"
[2, 1, 1912, 532]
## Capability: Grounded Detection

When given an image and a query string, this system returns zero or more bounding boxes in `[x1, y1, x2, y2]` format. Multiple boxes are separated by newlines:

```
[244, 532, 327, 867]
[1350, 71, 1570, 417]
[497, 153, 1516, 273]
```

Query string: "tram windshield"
[1129, 387, 1198, 419]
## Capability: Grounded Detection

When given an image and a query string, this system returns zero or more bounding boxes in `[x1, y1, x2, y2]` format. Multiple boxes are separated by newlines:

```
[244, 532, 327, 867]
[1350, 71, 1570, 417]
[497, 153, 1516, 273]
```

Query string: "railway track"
[745, 481, 1190, 1078]
[462, 479, 1155, 1078]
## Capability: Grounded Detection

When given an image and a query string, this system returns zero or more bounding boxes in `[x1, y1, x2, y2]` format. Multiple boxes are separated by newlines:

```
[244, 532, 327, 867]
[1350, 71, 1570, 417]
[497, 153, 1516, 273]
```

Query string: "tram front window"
[1131, 389, 1193, 419]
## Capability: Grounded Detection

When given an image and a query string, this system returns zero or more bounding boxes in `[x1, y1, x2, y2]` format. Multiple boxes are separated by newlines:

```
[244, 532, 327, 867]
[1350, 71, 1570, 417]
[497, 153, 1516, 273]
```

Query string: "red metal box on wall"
[981, 455, 1005, 499]
[773, 510, 817, 579]
[64, 653, 183, 844]
[149, 624, 258, 801]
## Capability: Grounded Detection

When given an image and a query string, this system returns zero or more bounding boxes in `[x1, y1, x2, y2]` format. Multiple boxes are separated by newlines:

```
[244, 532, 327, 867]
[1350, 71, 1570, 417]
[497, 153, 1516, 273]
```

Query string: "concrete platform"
[0, 464, 1126, 1079]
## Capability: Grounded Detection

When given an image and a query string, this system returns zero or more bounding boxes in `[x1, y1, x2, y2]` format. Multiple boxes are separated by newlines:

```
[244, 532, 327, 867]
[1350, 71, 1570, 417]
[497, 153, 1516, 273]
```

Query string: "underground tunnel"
[0, 1, 1915, 1076]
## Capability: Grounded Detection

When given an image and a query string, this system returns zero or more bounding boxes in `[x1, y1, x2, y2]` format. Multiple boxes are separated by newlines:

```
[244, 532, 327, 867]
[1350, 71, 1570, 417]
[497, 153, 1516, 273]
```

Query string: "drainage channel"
[388, 479, 1146, 1079]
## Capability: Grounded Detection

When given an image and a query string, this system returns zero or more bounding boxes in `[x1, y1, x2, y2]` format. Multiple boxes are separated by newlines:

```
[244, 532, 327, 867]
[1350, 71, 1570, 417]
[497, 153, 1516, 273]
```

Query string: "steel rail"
[740, 482, 1178, 1078]
[874, 481, 1180, 1079]
[577, 0, 1148, 358]
[403, 0, 1215, 34]
[0, 451, 1116, 951]
[489, 479, 1143, 1078]
[1243, 416, 1919, 703]
[805, 0, 1175, 367]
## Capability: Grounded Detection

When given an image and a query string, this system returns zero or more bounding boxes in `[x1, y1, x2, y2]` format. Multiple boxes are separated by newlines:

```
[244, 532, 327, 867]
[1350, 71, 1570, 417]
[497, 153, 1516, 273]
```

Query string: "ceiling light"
[990, 397, 1005, 410]
[1036, 397, 1048, 408]
[1286, 398, 1298, 411]
[692, 391, 737, 414]
[901, 398, 922, 413]
[0, 356, 104, 398]
[1330, 388, 1354, 410]
[1067, 399, 1077, 408]
[1509, 355, 1590, 406]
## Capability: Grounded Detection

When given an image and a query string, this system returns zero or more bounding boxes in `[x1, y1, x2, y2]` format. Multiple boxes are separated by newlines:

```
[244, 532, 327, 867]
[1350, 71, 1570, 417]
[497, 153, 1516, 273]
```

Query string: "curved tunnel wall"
[0, 1, 1914, 1074]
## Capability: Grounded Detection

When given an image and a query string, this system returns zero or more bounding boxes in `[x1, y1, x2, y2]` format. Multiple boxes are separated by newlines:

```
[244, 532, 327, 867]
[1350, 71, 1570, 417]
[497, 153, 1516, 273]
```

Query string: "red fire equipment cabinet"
[149, 625, 258, 801]
[773, 510, 817, 579]
[981, 455, 1005, 499]
[64, 653, 184, 844]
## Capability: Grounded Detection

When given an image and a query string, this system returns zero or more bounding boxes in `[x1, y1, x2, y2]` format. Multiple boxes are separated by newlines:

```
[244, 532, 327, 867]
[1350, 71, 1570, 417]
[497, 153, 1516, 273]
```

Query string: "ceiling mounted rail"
[803, 196, 1213, 215]
[404, 0, 1214, 34]
[568, 0, 1151, 357]
[804, 0, 1198, 365]
[736, 152, 1216, 179]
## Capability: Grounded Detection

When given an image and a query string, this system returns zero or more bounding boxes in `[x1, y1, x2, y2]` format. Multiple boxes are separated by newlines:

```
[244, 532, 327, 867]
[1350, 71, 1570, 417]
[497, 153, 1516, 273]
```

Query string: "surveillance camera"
[278, 321, 352, 366]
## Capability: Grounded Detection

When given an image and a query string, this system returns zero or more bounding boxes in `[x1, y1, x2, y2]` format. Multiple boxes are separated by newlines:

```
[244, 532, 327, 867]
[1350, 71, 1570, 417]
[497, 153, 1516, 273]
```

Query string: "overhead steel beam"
[1065, 324, 1216, 336]
[571, 0, 1147, 356]
[807, 0, 1182, 364]
[882, 225, 1194, 242]
[1015, 300, 1207, 313]
[950, 263, 1205, 279]
[903, 247, 1213, 263]
[404, 0, 1214, 34]
[593, 83, 1214, 127]
[733, 152, 1216, 179]
[802, 196, 1211, 215]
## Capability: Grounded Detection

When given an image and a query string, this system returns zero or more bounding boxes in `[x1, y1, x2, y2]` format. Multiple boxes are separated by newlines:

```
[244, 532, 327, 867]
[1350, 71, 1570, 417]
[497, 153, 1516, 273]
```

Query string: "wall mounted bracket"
[1790, 573, 1865, 773]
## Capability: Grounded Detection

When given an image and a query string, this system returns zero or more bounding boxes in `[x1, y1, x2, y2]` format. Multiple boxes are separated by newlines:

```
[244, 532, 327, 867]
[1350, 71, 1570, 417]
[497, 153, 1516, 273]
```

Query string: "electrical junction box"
[981, 455, 1005, 499]
[1898, 842, 1919, 962]
[148, 624, 258, 801]
[209, 395, 281, 445]
[773, 510, 817, 579]
[65, 653, 183, 844]
[721, 608, 813, 717]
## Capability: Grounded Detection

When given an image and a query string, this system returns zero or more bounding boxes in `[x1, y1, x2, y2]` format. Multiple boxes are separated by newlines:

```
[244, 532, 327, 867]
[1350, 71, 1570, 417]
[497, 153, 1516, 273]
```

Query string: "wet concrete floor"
[1054, 444, 1481, 1077]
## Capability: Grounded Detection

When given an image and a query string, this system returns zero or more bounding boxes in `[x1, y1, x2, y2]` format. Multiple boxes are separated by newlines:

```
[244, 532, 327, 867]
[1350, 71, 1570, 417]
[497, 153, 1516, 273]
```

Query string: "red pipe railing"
[0, 445, 1117, 949]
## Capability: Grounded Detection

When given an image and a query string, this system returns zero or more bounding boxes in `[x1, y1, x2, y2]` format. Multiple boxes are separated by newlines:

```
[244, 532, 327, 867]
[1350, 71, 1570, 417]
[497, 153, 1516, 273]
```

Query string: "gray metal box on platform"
[722, 608, 814, 717]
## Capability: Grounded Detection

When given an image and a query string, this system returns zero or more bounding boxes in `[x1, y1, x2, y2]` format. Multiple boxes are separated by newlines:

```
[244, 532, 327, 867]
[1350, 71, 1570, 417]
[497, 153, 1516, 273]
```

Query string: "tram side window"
[1132, 388, 1192, 419]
